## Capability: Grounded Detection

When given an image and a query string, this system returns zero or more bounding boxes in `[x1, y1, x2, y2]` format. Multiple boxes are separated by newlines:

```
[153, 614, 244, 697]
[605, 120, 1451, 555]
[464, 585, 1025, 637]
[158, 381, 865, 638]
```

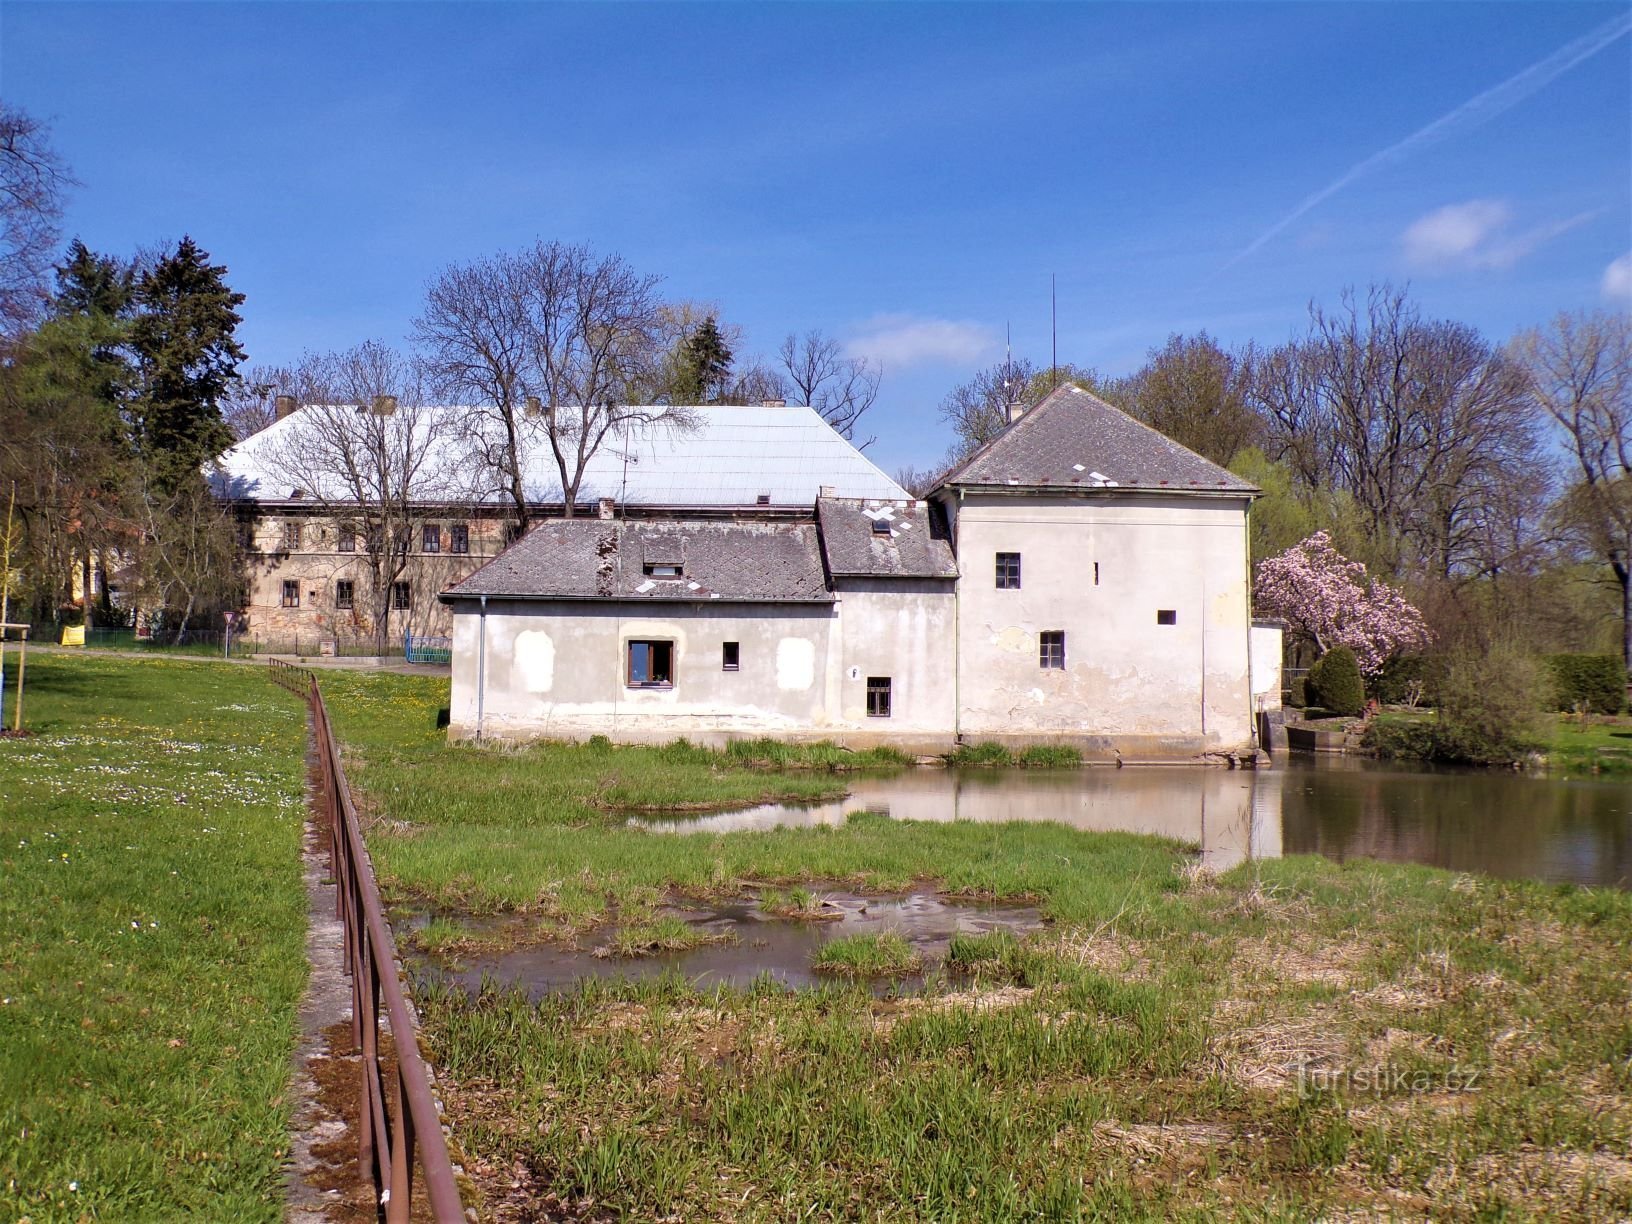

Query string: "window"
[643, 563, 683, 578]
[391, 581, 411, 610]
[866, 676, 892, 718]
[627, 640, 674, 688]
[449, 524, 469, 555]
[281, 521, 301, 551]
[335, 580, 354, 611]
[995, 552, 1021, 589]
[422, 525, 441, 554]
[722, 641, 740, 671]
[1157, 609, 1177, 626]
[281, 580, 300, 608]
[872, 519, 891, 536]
[1093, 561, 1100, 586]
[1039, 630, 1066, 669]
[337, 524, 356, 553]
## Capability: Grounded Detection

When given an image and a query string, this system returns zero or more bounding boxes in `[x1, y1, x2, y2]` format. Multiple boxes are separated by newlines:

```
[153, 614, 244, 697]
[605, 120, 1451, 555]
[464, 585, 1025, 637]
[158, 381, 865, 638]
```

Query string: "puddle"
[405, 889, 1043, 997]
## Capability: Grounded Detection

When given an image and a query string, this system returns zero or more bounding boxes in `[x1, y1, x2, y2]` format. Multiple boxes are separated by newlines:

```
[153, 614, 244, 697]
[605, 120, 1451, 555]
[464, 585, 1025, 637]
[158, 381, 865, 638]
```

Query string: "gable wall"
[946, 491, 1255, 753]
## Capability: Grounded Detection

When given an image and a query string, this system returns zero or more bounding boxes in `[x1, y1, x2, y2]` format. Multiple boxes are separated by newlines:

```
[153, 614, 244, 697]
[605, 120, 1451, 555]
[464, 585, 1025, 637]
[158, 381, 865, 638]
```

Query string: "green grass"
[1548, 715, 1632, 775]
[944, 742, 1083, 768]
[602, 916, 734, 959]
[308, 667, 1632, 1218]
[758, 885, 838, 920]
[0, 653, 309, 1221]
[810, 932, 923, 978]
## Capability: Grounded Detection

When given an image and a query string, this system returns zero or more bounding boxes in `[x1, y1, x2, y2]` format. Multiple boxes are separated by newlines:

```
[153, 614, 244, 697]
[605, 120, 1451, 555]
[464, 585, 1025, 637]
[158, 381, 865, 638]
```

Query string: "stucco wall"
[450, 599, 842, 742]
[827, 578, 958, 738]
[945, 491, 1255, 754]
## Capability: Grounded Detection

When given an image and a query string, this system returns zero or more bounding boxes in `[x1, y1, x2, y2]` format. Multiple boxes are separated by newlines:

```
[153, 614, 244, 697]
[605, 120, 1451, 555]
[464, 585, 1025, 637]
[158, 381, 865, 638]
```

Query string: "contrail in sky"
[1221, 11, 1632, 272]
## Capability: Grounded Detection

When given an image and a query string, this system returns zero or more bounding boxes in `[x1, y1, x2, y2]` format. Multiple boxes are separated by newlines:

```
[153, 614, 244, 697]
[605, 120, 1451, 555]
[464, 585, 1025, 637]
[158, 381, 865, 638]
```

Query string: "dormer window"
[755, 493, 771, 505]
[644, 563, 682, 578]
[871, 519, 891, 536]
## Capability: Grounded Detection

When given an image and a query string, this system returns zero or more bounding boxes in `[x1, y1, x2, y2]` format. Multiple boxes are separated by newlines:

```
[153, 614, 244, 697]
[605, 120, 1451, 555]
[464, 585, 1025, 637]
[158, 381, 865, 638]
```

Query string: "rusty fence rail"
[271, 659, 465, 1222]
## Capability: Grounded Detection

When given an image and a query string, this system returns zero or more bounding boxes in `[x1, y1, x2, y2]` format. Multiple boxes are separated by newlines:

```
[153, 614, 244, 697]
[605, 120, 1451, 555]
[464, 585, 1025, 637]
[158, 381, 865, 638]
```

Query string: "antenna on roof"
[1051, 274, 1058, 392]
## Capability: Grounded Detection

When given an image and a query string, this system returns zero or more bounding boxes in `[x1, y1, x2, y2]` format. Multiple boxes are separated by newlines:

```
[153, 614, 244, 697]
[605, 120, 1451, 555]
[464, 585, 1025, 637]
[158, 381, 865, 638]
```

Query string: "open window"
[1157, 609, 1177, 626]
[722, 641, 740, 671]
[628, 640, 674, 688]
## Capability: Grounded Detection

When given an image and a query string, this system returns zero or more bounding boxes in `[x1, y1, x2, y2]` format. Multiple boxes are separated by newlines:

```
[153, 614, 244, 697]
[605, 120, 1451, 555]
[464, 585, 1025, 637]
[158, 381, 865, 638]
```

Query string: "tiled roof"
[816, 498, 958, 579]
[442, 518, 833, 603]
[215, 403, 909, 508]
[937, 385, 1257, 494]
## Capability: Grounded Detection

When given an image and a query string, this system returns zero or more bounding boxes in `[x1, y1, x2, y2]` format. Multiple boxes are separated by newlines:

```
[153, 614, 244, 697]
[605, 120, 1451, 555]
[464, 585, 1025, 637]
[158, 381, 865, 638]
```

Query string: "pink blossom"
[1254, 532, 1431, 675]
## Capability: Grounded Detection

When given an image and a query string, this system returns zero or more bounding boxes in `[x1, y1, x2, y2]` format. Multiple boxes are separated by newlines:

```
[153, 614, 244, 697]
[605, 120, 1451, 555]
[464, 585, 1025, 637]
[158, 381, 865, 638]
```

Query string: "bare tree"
[0, 104, 77, 335]
[127, 460, 242, 642]
[1253, 286, 1543, 580]
[777, 330, 881, 444]
[262, 342, 469, 653]
[1513, 310, 1632, 667]
[938, 356, 1040, 452]
[220, 363, 298, 440]
[415, 241, 689, 527]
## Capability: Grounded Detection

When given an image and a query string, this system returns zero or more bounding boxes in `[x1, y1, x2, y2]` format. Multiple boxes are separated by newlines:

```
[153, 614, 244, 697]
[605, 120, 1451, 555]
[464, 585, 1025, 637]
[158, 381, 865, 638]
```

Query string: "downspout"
[1244, 499, 1259, 755]
[476, 594, 488, 741]
[952, 488, 964, 746]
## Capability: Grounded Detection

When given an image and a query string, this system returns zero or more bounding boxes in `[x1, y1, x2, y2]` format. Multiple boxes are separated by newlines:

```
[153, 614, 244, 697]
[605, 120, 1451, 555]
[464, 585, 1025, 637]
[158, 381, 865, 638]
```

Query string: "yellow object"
[60, 625, 85, 647]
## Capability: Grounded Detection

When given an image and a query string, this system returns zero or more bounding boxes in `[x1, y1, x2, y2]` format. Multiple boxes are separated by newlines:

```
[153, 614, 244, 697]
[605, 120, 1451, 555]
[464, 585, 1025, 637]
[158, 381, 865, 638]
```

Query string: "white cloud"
[1603, 252, 1632, 302]
[844, 315, 996, 370]
[1401, 199, 1596, 272]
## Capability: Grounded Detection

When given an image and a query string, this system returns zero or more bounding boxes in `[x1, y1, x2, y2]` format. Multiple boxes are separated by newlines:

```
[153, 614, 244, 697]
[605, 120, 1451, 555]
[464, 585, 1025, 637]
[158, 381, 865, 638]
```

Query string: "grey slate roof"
[937, 385, 1257, 495]
[442, 518, 833, 603]
[816, 498, 958, 579]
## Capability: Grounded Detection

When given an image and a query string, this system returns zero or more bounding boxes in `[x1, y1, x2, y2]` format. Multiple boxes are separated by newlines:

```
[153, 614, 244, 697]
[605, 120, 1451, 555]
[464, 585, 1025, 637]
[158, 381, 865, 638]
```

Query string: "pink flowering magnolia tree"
[1255, 532, 1431, 675]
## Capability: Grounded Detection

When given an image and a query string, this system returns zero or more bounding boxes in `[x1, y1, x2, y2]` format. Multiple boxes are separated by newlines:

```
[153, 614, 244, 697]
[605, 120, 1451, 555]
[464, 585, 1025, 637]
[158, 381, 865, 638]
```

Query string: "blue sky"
[5, 2, 1629, 474]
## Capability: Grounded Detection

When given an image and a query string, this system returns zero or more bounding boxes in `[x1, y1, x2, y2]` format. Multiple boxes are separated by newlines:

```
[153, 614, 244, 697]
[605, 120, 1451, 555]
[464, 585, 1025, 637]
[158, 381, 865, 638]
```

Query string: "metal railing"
[270, 659, 465, 1222]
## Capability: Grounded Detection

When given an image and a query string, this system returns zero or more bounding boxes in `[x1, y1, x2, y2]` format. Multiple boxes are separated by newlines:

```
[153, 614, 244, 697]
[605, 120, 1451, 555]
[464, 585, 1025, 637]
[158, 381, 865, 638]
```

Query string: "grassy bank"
[310, 669, 1632, 1217]
[0, 653, 310, 1221]
[1335, 708, 1632, 774]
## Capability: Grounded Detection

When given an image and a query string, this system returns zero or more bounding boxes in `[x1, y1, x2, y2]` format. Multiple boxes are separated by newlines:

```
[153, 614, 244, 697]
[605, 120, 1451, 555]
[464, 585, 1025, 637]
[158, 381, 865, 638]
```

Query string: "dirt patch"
[1209, 1010, 1351, 1090]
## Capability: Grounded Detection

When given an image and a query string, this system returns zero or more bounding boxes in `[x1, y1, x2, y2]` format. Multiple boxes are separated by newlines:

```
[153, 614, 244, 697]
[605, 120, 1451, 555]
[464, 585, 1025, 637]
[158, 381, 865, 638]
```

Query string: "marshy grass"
[810, 932, 923, 978]
[412, 916, 486, 954]
[944, 742, 1083, 768]
[0, 653, 309, 1221]
[313, 667, 1632, 1218]
[599, 916, 734, 959]
[758, 884, 840, 920]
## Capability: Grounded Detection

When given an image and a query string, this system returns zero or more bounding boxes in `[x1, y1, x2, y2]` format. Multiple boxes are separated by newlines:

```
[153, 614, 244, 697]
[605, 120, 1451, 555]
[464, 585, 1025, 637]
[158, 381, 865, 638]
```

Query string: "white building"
[442, 387, 1267, 762]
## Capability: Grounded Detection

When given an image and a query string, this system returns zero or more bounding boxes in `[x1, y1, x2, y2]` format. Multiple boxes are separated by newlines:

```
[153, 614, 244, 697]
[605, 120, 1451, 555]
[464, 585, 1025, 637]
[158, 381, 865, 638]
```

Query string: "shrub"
[1370, 653, 1440, 707]
[1433, 647, 1550, 765]
[1545, 654, 1627, 715]
[1306, 646, 1365, 717]
[946, 742, 1015, 767]
[1360, 716, 1436, 761]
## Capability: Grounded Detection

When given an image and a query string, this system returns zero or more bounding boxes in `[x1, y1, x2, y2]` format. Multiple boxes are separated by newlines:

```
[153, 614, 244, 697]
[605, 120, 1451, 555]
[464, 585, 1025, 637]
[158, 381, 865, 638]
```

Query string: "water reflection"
[634, 768, 1281, 873]
[634, 760, 1632, 890]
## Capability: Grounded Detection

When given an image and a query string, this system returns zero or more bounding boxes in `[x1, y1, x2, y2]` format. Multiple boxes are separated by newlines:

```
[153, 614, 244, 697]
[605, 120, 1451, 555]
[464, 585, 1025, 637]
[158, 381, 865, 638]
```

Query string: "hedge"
[1545, 653, 1627, 715]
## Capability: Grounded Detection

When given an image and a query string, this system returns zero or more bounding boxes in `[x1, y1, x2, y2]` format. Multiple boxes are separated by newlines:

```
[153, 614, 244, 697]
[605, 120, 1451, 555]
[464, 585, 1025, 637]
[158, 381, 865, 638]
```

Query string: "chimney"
[523, 395, 543, 419]
[1007, 399, 1027, 424]
[818, 485, 836, 498]
[372, 394, 398, 416]
[274, 394, 297, 421]
[597, 497, 616, 520]
[761, 398, 786, 408]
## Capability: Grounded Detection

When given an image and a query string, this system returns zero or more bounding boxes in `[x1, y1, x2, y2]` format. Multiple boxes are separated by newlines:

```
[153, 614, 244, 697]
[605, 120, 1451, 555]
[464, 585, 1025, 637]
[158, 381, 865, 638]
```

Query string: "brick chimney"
[523, 395, 543, 418]
[761, 398, 786, 408]
[274, 394, 297, 421]
[597, 497, 616, 520]
[372, 395, 397, 416]
[1007, 399, 1027, 424]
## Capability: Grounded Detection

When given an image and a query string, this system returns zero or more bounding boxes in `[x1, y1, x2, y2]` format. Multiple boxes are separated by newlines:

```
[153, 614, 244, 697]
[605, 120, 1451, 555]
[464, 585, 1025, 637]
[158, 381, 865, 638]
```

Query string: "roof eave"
[936, 481, 1259, 499]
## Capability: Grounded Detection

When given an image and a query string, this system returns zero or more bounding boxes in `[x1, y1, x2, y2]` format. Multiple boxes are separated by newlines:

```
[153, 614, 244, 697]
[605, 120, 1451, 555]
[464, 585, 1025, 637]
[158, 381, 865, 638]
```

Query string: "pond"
[633, 758, 1632, 891]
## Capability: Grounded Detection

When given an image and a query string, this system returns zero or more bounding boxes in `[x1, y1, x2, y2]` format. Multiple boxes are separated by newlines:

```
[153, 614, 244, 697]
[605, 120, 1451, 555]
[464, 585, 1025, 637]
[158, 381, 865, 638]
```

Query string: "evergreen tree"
[675, 315, 733, 403]
[130, 236, 245, 482]
[54, 239, 135, 321]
